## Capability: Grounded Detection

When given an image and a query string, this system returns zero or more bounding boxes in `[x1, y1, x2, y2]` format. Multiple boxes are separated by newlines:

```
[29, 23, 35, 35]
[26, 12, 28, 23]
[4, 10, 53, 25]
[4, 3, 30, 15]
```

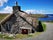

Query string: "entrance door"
[22, 29, 28, 34]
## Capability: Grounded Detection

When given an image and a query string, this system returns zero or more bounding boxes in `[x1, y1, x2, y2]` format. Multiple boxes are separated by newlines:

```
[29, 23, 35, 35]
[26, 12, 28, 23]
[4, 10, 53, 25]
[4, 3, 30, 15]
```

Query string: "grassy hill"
[29, 14, 47, 18]
[0, 14, 8, 21]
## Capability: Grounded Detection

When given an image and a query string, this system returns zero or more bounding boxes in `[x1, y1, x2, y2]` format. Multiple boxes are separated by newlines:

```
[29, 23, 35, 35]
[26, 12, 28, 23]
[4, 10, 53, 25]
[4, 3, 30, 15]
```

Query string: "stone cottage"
[0, 2, 38, 34]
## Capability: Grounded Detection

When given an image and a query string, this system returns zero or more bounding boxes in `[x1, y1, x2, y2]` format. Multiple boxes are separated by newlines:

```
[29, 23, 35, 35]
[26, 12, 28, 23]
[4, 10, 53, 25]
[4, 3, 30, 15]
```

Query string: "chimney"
[13, 1, 21, 13]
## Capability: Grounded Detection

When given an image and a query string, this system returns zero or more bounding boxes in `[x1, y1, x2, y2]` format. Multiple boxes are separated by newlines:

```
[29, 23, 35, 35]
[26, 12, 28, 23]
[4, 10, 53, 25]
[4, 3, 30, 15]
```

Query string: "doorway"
[22, 29, 28, 34]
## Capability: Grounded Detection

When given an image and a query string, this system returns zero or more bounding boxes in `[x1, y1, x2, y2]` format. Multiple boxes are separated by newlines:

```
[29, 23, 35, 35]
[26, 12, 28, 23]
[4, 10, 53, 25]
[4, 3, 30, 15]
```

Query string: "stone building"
[0, 2, 38, 34]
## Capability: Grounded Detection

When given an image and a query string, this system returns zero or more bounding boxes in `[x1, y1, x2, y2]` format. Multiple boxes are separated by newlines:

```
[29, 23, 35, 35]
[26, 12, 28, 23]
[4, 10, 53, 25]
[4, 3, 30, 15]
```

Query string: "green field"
[0, 14, 8, 21]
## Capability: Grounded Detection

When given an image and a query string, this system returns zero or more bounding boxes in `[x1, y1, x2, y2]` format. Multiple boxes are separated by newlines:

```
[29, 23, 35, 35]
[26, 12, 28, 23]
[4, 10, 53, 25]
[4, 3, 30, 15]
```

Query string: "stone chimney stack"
[13, 1, 21, 13]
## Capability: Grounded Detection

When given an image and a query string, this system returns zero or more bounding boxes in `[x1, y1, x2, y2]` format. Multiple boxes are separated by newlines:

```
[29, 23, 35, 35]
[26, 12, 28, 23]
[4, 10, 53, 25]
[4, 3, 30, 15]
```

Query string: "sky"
[0, 0, 53, 14]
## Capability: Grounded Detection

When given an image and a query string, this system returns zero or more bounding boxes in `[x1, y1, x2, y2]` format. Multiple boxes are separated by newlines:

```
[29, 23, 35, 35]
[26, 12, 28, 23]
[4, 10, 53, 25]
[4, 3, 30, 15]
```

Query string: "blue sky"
[0, 0, 53, 14]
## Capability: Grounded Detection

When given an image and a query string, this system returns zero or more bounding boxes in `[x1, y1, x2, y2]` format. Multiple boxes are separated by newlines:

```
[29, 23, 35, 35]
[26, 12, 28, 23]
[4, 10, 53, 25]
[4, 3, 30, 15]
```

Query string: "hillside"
[0, 14, 8, 21]
[29, 14, 47, 18]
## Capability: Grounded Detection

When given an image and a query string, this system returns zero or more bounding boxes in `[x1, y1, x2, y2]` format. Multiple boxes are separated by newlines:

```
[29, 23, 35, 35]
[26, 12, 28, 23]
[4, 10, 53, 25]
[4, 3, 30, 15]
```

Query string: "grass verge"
[42, 22, 46, 31]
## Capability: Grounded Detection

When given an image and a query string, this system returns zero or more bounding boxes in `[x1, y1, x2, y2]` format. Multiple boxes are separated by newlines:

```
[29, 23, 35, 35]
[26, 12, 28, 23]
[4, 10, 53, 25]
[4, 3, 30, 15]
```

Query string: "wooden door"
[22, 29, 28, 34]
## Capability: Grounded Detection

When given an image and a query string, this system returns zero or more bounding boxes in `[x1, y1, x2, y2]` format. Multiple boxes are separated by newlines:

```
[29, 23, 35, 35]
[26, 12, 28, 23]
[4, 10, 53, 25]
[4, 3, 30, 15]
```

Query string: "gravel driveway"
[22, 22, 53, 40]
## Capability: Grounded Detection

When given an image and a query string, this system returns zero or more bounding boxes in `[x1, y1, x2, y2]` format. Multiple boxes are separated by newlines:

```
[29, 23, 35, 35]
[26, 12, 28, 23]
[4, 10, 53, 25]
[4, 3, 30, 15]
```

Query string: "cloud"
[25, 9, 53, 14]
[0, 0, 8, 6]
[25, 9, 45, 14]
[0, 6, 13, 13]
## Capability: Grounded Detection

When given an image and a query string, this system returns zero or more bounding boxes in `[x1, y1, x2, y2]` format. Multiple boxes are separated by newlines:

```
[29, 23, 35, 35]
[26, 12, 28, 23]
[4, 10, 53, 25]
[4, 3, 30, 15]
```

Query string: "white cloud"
[25, 9, 53, 14]
[0, 6, 13, 13]
[0, 0, 8, 6]
[25, 9, 45, 14]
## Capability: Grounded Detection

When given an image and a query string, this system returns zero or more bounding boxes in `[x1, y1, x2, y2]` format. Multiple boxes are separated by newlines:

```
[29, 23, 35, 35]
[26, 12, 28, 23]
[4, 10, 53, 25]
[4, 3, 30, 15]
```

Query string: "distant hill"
[29, 14, 47, 18]
[45, 14, 53, 17]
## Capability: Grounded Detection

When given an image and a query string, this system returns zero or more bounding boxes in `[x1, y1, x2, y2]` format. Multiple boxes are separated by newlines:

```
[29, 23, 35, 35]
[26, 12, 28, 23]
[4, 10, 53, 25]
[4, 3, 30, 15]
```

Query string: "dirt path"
[22, 22, 53, 40]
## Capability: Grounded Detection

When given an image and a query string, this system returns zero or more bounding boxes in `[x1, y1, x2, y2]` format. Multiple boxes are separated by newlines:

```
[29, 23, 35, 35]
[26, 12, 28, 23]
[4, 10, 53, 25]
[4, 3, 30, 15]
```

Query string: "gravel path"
[22, 22, 53, 40]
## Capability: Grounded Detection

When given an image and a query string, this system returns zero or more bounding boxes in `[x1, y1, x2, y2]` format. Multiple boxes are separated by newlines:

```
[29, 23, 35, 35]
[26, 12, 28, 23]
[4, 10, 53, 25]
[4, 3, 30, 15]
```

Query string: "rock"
[0, 32, 1, 34]
[9, 34, 14, 37]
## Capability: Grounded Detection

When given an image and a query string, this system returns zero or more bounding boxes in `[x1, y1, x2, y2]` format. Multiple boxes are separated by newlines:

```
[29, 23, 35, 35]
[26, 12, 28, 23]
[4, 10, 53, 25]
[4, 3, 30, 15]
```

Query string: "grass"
[0, 14, 8, 21]
[0, 34, 27, 39]
[15, 34, 28, 39]
[0, 32, 41, 39]
[0, 34, 4, 38]
[30, 14, 46, 18]
[0, 34, 15, 40]
[42, 22, 46, 31]
[49, 21, 53, 23]
[33, 32, 42, 37]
